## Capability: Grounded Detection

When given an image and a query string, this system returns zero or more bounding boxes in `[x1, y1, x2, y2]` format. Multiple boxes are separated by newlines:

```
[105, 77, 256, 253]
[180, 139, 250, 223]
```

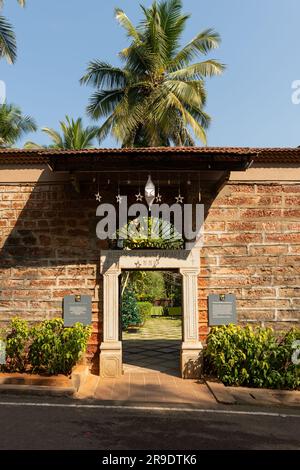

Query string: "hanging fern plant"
[113, 216, 184, 250]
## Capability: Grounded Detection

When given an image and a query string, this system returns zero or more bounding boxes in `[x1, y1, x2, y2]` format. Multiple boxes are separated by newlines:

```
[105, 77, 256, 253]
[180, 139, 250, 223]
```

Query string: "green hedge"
[204, 325, 300, 389]
[0, 318, 91, 376]
[137, 301, 152, 320]
[151, 306, 164, 316]
[166, 306, 181, 317]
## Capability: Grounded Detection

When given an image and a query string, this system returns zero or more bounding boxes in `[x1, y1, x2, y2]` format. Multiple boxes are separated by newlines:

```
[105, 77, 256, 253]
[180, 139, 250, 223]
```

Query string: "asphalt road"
[0, 396, 299, 450]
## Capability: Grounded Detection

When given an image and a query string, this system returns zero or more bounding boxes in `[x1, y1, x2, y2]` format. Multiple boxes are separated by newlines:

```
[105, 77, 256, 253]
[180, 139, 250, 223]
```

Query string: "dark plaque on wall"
[63, 295, 92, 327]
[208, 294, 237, 326]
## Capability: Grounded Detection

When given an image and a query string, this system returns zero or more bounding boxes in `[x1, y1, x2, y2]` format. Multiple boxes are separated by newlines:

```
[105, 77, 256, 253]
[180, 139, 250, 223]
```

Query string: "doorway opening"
[120, 270, 182, 376]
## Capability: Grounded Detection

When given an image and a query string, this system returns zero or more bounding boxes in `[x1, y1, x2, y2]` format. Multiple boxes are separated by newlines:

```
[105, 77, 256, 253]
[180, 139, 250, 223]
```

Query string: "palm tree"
[0, 1, 26, 64]
[81, 0, 225, 147]
[25, 116, 99, 149]
[0, 103, 36, 147]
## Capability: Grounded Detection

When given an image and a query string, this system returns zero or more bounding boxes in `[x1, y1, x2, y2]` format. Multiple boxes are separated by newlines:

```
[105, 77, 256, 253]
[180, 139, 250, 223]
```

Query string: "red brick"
[276, 310, 300, 320]
[199, 310, 208, 321]
[282, 209, 300, 218]
[219, 256, 279, 267]
[244, 287, 276, 298]
[218, 233, 262, 244]
[257, 185, 282, 193]
[285, 196, 300, 206]
[207, 208, 238, 219]
[240, 209, 281, 219]
[52, 288, 94, 298]
[58, 279, 87, 287]
[229, 184, 256, 193]
[226, 222, 258, 231]
[201, 246, 247, 256]
[249, 245, 288, 255]
[204, 222, 226, 231]
[283, 185, 300, 193]
[207, 277, 272, 288]
[279, 288, 300, 298]
[67, 266, 96, 277]
[238, 310, 275, 320]
[266, 233, 300, 243]
[215, 196, 261, 206]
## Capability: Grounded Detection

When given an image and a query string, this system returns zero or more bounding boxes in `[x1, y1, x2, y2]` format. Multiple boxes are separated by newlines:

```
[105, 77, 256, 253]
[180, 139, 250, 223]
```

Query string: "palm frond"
[24, 141, 44, 149]
[115, 8, 141, 42]
[0, 0, 26, 9]
[0, 15, 16, 63]
[0, 103, 36, 146]
[80, 61, 127, 89]
[168, 59, 225, 80]
[97, 114, 115, 143]
[162, 79, 204, 107]
[42, 127, 64, 147]
[170, 28, 221, 68]
[82, 1, 223, 147]
[87, 89, 125, 120]
[157, 0, 189, 59]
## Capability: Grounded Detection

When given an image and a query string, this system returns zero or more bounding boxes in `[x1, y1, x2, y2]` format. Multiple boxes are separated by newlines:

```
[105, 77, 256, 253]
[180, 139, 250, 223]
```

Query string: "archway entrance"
[99, 249, 202, 379]
[121, 270, 182, 376]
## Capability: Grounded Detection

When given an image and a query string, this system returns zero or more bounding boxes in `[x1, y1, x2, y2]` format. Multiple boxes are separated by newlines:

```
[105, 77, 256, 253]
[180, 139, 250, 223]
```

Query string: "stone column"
[100, 268, 122, 378]
[180, 268, 203, 379]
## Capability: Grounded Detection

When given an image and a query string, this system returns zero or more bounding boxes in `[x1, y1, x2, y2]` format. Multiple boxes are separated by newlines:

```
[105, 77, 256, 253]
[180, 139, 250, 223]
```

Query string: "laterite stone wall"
[0, 178, 299, 365]
[0, 182, 104, 372]
[199, 182, 300, 341]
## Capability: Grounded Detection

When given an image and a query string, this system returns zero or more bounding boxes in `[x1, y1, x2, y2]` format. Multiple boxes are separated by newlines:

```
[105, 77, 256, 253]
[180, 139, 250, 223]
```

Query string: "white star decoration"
[175, 194, 184, 204]
[155, 193, 162, 202]
[95, 192, 102, 202]
[135, 192, 143, 202]
[116, 195, 123, 203]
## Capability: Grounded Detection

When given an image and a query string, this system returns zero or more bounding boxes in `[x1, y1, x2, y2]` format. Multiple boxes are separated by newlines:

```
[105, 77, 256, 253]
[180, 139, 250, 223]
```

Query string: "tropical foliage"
[205, 325, 300, 390]
[0, 317, 91, 375]
[81, 0, 224, 147]
[121, 289, 142, 330]
[0, 103, 37, 147]
[25, 116, 99, 149]
[114, 216, 184, 250]
[0, 0, 26, 64]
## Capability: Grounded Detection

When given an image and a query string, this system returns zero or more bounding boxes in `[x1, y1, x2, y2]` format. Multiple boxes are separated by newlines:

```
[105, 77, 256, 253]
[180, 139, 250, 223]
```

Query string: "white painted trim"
[0, 401, 299, 418]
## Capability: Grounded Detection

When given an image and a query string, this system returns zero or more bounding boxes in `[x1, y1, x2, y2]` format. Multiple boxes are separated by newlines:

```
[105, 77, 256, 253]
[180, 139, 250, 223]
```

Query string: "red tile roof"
[0, 147, 300, 164]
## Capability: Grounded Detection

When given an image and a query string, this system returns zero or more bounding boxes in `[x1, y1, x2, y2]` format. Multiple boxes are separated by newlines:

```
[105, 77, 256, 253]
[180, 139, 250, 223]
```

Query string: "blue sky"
[1, 0, 300, 148]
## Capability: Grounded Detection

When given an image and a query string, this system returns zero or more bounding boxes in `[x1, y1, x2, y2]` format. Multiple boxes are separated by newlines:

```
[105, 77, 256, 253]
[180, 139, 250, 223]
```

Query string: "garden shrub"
[29, 319, 91, 375]
[205, 325, 300, 389]
[166, 306, 181, 317]
[3, 318, 30, 373]
[151, 306, 164, 316]
[137, 301, 152, 321]
[121, 289, 142, 330]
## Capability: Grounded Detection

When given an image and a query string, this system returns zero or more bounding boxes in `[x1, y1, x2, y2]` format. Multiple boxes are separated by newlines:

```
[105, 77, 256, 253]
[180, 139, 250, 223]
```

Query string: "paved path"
[122, 317, 182, 375]
[94, 373, 216, 406]
[96, 316, 213, 404]
[123, 317, 182, 340]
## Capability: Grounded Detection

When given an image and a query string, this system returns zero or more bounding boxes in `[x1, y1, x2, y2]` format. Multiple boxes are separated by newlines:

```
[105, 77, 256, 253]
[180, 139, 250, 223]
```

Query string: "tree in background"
[0, 0, 26, 64]
[122, 271, 167, 303]
[0, 103, 36, 147]
[25, 116, 99, 149]
[81, 0, 224, 147]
